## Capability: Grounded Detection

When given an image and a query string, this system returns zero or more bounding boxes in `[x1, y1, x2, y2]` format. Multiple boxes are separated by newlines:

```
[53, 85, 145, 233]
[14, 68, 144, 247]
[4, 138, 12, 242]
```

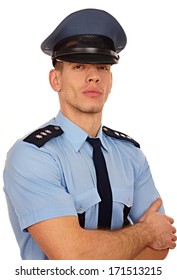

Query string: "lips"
[83, 88, 102, 97]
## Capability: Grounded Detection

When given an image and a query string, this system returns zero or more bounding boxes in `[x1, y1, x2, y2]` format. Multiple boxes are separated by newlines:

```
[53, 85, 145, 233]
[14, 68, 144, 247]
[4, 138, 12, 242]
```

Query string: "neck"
[60, 109, 102, 138]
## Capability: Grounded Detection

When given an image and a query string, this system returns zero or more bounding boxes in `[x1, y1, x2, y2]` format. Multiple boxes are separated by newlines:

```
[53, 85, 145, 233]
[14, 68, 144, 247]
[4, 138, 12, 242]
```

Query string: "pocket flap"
[112, 187, 133, 207]
[74, 187, 101, 214]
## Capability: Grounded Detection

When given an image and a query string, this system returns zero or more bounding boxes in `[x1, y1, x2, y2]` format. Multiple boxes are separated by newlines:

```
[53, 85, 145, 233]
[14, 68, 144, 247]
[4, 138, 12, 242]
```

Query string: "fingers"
[172, 234, 177, 242]
[169, 238, 177, 249]
[171, 227, 177, 248]
[172, 226, 176, 234]
[167, 216, 174, 224]
[146, 197, 163, 213]
[138, 197, 177, 250]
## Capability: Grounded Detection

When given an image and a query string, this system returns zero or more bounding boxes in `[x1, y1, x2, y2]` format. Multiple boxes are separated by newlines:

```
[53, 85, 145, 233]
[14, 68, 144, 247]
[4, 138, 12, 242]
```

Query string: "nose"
[86, 65, 100, 83]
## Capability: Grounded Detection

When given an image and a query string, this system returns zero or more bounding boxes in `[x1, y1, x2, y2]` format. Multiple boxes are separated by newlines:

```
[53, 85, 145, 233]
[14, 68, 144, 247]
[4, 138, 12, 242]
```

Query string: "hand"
[139, 198, 177, 250]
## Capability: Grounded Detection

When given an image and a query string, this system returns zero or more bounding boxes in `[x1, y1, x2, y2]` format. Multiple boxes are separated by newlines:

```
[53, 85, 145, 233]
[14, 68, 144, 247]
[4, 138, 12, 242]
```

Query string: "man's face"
[56, 61, 112, 115]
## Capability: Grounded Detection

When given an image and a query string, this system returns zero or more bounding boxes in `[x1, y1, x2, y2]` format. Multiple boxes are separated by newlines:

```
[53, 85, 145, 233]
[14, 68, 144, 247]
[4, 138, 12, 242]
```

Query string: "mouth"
[83, 88, 102, 97]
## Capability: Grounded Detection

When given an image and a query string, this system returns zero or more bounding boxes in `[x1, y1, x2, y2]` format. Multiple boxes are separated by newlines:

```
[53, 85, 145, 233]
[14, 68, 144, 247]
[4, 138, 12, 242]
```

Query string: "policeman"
[3, 8, 176, 260]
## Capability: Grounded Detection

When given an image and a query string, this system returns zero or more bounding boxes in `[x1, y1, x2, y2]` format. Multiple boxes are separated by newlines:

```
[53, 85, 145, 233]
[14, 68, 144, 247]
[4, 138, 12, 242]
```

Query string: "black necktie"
[87, 137, 112, 229]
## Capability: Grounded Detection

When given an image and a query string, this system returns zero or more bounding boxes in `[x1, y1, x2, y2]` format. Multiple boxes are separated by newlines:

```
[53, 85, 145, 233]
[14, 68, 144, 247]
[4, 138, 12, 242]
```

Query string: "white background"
[0, 0, 176, 274]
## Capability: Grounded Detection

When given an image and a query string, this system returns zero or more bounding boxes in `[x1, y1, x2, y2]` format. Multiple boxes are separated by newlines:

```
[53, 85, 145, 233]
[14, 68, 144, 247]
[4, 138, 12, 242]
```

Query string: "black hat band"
[53, 47, 119, 60]
[52, 34, 119, 64]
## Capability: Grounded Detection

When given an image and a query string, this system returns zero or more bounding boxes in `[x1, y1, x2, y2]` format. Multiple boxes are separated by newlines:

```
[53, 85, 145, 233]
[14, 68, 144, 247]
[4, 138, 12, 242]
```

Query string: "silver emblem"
[114, 131, 120, 136]
[45, 130, 52, 134]
[54, 126, 60, 130]
[35, 134, 43, 139]
[41, 132, 48, 136]
[120, 133, 126, 138]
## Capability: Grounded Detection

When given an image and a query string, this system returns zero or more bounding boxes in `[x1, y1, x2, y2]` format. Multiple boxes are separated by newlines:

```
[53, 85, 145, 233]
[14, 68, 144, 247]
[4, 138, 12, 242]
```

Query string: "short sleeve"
[3, 141, 77, 231]
[129, 151, 165, 222]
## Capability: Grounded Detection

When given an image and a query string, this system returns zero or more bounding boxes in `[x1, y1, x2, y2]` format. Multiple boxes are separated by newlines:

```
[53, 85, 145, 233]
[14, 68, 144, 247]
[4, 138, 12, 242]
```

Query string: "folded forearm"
[133, 247, 169, 260]
[50, 222, 153, 260]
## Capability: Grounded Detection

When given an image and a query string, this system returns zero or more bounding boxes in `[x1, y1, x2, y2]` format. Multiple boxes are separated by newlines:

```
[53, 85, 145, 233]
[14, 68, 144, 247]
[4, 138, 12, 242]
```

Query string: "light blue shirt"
[3, 111, 164, 259]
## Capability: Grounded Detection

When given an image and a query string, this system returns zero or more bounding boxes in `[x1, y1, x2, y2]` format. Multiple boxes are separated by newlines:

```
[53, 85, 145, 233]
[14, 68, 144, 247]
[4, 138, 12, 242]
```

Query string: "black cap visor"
[53, 47, 119, 65]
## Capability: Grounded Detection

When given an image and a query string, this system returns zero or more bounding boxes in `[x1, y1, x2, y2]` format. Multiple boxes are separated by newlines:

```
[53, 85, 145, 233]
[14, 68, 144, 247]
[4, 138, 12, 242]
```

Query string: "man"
[3, 8, 176, 260]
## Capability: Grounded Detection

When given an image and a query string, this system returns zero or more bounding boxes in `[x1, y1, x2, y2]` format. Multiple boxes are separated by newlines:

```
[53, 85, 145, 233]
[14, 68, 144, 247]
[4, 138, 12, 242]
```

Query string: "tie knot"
[86, 137, 102, 148]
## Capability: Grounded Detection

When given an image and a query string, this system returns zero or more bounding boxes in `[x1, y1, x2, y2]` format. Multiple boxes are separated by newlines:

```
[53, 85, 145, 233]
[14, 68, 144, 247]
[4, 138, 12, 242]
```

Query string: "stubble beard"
[74, 102, 104, 115]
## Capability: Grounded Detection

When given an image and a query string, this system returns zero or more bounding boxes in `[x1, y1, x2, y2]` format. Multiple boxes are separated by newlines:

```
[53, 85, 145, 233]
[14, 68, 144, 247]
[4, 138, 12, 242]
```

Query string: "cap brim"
[53, 47, 119, 64]
[54, 54, 118, 64]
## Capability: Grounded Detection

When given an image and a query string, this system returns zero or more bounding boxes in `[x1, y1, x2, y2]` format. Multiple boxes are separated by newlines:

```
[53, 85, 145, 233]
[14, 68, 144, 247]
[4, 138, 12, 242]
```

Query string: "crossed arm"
[28, 198, 176, 260]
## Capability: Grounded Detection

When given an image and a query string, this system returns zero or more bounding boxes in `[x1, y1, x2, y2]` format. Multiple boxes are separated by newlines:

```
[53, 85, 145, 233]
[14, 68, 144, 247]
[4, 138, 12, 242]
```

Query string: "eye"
[97, 65, 110, 71]
[73, 64, 84, 70]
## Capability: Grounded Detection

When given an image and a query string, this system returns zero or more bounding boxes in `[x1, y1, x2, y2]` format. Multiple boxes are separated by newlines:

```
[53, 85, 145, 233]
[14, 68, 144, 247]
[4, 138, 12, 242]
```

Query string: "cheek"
[106, 79, 112, 95]
[59, 80, 77, 101]
[108, 73, 113, 91]
[60, 75, 74, 91]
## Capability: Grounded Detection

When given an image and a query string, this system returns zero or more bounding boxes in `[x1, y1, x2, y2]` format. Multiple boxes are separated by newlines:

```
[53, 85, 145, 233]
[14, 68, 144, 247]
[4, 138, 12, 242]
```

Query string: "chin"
[80, 107, 103, 114]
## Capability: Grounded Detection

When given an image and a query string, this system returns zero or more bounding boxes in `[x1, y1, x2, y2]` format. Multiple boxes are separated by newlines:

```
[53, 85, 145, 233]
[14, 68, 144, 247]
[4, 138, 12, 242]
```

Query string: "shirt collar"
[97, 127, 108, 152]
[53, 111, 88, 152]
[52, 111, 108, 152]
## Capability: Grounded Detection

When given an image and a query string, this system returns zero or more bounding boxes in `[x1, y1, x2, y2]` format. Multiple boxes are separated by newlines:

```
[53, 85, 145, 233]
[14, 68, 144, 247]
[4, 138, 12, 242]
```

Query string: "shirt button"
[78, 206, 83, 211]
[127, 199, 131, 206]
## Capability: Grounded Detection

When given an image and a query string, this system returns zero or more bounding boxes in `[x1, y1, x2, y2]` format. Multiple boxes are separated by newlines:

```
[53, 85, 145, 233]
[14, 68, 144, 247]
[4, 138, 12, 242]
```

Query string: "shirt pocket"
[74, 187, 101, 214]
[112, 186, 134, 228]
[112, 186, 133, 207]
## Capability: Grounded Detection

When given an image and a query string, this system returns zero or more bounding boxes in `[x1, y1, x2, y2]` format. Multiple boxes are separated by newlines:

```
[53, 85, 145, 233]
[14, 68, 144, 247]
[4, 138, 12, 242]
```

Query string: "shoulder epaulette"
[23, 125, 63, 148]
[102, 126, 140, 148]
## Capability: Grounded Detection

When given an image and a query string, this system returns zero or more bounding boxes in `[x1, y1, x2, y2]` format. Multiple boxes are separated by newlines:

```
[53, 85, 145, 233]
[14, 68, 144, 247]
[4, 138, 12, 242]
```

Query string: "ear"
[49, 69, 61, 92]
